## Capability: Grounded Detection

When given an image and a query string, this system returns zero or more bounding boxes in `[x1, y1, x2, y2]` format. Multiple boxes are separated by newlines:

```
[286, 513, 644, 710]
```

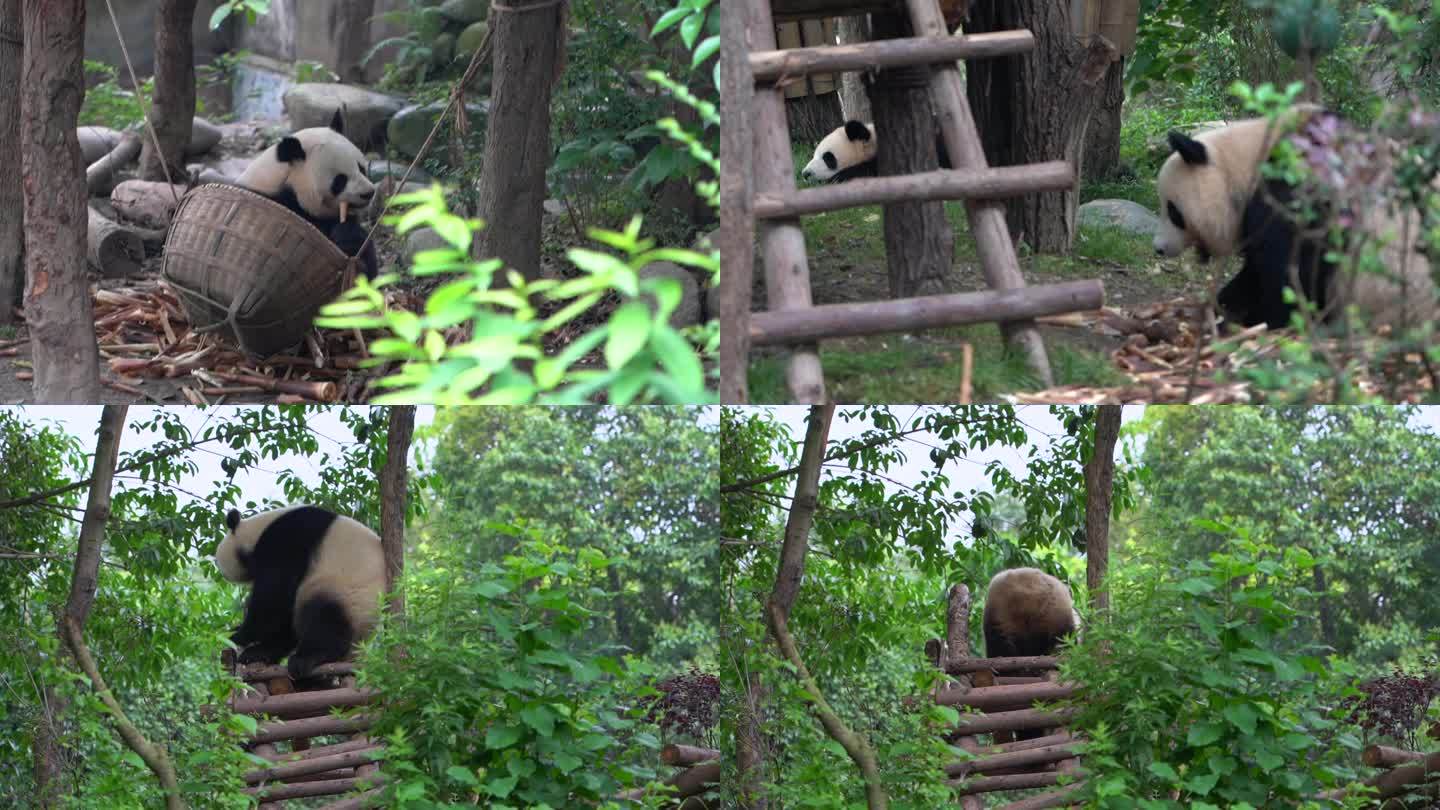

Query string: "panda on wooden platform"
[214, 505, 385, 679]
[800, 120, 953, 183]
[234, 109, 379, 281]
[1153, 108, 1437, 332]
[982, 567, 1081, 660]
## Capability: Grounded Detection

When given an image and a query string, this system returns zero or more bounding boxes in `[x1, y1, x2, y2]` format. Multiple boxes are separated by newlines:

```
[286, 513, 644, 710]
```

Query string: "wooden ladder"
[722, 0, 1106, 403]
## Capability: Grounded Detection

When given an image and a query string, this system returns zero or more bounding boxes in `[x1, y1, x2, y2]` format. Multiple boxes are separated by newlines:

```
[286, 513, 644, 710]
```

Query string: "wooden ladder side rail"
[747, 0, 828, 403]
[749, 280, 1102, 345]
[719, 0, 756, 404]
[904, 0, 1057, 387]
[749, 30, 1034, 81]
[755, 161, 1073, 218]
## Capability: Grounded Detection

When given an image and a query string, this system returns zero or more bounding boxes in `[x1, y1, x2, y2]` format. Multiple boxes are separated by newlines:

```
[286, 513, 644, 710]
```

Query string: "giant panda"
[800, 120, 953, 183]
[982, 568, 1082, 742]
[982, 567, 1081, 660]
[1153, 108, 1437, 332]
[234, 109, 379, 280]
[214, 504, 385, 679]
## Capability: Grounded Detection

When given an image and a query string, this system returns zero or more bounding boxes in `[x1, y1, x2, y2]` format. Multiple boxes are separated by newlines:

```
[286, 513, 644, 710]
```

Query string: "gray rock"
[542, 199, 565, 217]
[438, 0, 487, 24]
[403, 227, 455, 265]
[432, 32, 456, 68]
[283, 83, 405, 149]
[77, 126, 124, 163]
[1077, 199, 1161, 237]
[185, 117, 223, 157]
[456, 20, 489, 57]
[367, 160, 432, 184]
[638, 261, 701, 329]
[387, 101, 489, 161]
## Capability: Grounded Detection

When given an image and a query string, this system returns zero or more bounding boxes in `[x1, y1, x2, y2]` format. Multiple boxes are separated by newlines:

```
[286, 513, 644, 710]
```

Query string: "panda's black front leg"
[231, 577, 298, 666]
[329, 221, 378, 280]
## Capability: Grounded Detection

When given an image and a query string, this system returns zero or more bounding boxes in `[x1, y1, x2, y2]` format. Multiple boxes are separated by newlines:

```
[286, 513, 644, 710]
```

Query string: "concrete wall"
[85, 0, 410, 82]
[84, 0, 226, 76]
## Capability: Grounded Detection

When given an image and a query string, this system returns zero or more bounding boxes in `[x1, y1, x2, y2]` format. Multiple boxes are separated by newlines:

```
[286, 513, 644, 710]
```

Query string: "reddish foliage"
[644, 669, 720, 740]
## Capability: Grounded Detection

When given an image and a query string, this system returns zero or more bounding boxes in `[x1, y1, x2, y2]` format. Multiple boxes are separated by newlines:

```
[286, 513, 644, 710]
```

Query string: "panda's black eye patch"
[331, 173, 349, 195]
[1167, 201, 1186, 230]
[823, 151, 837, 170]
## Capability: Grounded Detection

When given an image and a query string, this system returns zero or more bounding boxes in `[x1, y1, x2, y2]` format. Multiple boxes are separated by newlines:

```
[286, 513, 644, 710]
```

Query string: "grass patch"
[747, 327, 1126, 403]
[1080, 178, 1158, 211]
[802, 204, 888, 265]
[1073, 224, 1154, 265]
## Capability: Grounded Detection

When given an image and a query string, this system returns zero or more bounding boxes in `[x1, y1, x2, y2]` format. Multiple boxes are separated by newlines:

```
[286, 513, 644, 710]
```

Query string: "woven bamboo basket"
[161, 183, 349, 357]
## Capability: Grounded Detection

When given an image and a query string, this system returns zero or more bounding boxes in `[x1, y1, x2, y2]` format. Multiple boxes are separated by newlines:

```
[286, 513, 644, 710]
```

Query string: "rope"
[102, 0, 181, 204]
[347, 15, 497, 273]
[490, 0, 566, 11]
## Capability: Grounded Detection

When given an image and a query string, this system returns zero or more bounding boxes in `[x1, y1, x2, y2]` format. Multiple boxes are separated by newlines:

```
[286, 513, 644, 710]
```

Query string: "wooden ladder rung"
[754, 161, 1073, 219]
[749, 30, 1033, 83]
[749, 280, 1104, 345]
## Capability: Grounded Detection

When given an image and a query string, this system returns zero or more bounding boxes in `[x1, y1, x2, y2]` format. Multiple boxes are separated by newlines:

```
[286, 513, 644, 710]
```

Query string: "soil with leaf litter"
[1013, 299, 1436, 404]
[0, 265, 618, 405]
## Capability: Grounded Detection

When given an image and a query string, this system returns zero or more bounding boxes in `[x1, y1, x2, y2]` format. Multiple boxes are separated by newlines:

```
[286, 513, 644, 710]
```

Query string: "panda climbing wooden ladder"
[726, 0, 1108, 403]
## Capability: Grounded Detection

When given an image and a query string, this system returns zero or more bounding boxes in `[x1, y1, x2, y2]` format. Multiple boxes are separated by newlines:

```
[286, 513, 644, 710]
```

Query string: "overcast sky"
[760, 405, 1440, 544]
[15, 407, 435, 507]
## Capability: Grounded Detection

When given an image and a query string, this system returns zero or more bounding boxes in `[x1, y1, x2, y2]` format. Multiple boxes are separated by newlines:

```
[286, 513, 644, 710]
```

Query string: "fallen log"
[314, 787, 384, 810]
[1363, 745, 1426, 768]
[944, 740, 1080, 778]
[244, 746, 383, 784]
[110, 179, 188, 229]
[248, 773, 386, 802]
[86, 131, 142, 196]
[87, 206, 145, 278]
[936, 681, 1077, 711]
[948, 707, 1078, 738]
[661, 744, 720, 767]
[231, 686, 380, 719]
[252, 714, 371, 745]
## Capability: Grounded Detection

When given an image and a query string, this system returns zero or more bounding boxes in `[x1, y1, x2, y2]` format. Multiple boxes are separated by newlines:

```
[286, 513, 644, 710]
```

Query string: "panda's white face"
[237, 111, 375, 221]
[801, 121, 877, 182]
[214, 506, 297, 583]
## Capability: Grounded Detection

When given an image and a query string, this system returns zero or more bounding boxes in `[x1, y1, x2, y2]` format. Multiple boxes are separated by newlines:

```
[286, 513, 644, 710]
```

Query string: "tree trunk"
[1081, 57, 1124, 183]
[474, 0, 568, 281]
[380, 405, 414, 616]
[965, 0, 1116, 253]
[784, 92, 843, 147]
[870, 12, 951, 298]
[836, 16, 871, 122]
[0, 1, 21, 324]
[1084, 404, 1120, 615]
[734, 673, 768, 809]
[22, 0, 100, 401]
[333, 0, 375, 84]
[32, 685, 66, 808]
[138, 0, 197, 183]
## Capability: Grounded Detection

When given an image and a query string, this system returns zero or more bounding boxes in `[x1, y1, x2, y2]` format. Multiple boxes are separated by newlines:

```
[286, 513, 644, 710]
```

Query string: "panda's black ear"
[276, 136, 306, 164]
[225, 508, 241, 531]
[329, 107, 345, 135]
[1168, 131, 1208, 166]
[843, 120, 872, 143]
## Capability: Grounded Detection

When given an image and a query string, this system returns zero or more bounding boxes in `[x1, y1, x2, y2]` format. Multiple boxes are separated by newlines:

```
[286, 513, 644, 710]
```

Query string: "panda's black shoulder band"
[1168, 131, 1208, 166]
[276, 137, 306, 164]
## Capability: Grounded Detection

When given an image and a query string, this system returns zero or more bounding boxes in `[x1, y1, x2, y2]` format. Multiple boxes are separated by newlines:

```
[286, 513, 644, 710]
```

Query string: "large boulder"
[185, 117, 223, 157]
[638, 261, 702, 330]
[455, 21, 489, 58]
[283, 83, 405, 150]
[438, 0, 487, 24]
[1077, 199, 1161, 237]
[387, 101, 489, 162]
